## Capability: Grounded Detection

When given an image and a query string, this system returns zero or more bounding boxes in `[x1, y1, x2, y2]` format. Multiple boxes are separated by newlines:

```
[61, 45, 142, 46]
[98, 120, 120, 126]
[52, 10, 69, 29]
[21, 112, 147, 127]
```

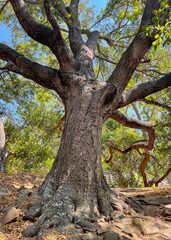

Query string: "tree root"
[21, 185, 140, 238]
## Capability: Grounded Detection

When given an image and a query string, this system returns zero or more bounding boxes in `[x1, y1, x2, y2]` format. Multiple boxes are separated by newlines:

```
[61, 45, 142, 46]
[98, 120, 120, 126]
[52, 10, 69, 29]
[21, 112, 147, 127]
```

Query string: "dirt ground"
[0, 172, 170, 240]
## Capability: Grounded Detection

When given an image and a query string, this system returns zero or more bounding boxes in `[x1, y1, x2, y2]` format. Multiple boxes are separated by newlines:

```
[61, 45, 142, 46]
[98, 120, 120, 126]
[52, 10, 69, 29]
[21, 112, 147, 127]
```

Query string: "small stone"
[1, 207, 19, 224]
[75, 218, 99, 232]
[1, 207, 12, 213]
[110, 211, 125, 220]
[162, 204, 171, 217]
[97, 228, 107, 235]
[24, 200, 42, 220]
[81, 232, 101, 240]
[56, 223, 83, 234]
[132, 217, 145, 235]
[66, 238, 80, 240]
[121, 236, 131, 240]
[0, 186, 11, 195]
[103, 231, 120, 240]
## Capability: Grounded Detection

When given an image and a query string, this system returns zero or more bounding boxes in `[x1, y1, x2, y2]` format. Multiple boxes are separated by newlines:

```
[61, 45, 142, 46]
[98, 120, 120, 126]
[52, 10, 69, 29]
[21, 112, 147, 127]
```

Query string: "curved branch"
[98, 33, 128, 48]
[139, 98, 171, 112]
[10, 0, 54, 48]
[119, 72, 171, 108]
[10, 0, 75, 70]
[140, 149, 150, 187]
[155, 168, 171, 187]
[106, 110, 155, 150]
[0, 43, 64, 99]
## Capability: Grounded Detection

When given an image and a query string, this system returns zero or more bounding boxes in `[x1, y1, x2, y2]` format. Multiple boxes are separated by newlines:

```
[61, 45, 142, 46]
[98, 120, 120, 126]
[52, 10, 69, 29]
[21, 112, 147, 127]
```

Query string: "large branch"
[53, 0, 84, 58]
[53, 0, 97, 67]
[107, 0, 170, 96]
[10, 0, 75, 70]
[70, 0, 80, 14]
[118, 72, 171, 108]
[0, 43, 64, 99]
[106, 110, 155, 150]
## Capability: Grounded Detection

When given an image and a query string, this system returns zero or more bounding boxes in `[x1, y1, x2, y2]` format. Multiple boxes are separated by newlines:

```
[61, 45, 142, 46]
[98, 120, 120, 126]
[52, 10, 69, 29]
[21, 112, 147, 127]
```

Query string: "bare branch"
[119, 72, 171, 108]
[0, 43, 64, 99]
[131, 102, 142, 120]
[0, 0, 9, 14]
[95, 54, 151, 68]
[136, 68, 165, 76]
[155, 168, 171, 187]
[139, 98, 171, 112]
[98, 33, 127, 48]
[106, 110, 155, 150]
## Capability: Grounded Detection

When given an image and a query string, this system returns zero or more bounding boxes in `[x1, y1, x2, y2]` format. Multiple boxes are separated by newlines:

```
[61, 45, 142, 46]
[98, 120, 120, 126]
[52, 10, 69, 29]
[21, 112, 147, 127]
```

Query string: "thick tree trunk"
[23, 78, 129, 237]
[0, 118, 6, 173]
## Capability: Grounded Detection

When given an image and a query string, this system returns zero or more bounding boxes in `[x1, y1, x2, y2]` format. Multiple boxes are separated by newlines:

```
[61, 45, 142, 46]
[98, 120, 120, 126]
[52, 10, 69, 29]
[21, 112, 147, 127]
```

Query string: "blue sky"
[0, 25, 10, 42]
[89, 0, 106, 13]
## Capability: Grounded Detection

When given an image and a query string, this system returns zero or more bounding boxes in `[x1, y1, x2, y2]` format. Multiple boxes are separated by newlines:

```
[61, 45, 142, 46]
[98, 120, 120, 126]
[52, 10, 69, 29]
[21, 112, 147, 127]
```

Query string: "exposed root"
[21, 185, 137, 238]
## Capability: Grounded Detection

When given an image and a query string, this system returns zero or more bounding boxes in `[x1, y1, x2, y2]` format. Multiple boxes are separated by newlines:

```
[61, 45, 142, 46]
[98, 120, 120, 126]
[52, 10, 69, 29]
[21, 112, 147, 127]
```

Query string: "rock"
[14, 199, 24, 208]
[103, 231, 120, 240]
[97, 228, 107, 235]
[125, 197, 143, 213]
[132, 217, 145, 235]
[17, 189, 30, 199]
[1, 207, 12, 213]
[143, 220, 160, 235]
[81, 232, 101, 240]
[161, 204, 171, 217]
[121, 236, 131, 240]
[56, 223, 83, 234]
[0, 186, 11, 195]
[1, 207, 19, 224]
[66, 238, 80, 240]
[75, 218, 99, 232]
[24, 200, 42, 220]
[149, 197, 171, 205]
[110, 211, 125, 220]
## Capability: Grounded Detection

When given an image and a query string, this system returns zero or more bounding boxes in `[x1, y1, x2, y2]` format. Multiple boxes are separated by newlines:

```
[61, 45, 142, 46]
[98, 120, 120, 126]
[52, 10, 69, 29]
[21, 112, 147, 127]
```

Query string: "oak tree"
[0, 0, 171, 237]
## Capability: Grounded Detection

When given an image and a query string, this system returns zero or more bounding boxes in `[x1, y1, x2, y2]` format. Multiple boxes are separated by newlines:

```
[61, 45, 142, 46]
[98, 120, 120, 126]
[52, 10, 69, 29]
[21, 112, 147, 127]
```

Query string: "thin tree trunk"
[0, 117, 6, 173]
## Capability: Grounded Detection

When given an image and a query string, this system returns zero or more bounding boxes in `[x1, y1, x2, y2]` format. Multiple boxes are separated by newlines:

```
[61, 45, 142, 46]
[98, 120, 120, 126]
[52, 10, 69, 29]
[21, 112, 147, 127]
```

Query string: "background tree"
[0, 115, 6, 173]
[0, 0, 171, 237]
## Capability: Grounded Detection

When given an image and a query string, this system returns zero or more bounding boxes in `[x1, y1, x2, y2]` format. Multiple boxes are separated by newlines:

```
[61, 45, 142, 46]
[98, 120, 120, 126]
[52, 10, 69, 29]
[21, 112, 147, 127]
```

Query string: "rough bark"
[0, 118, 6, 173]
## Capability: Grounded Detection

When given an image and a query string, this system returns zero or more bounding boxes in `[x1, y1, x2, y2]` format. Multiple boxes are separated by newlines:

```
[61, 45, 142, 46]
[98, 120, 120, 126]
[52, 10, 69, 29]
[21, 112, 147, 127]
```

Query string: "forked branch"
[10, 0, 75, 70]
[107, 110, 155, 150]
